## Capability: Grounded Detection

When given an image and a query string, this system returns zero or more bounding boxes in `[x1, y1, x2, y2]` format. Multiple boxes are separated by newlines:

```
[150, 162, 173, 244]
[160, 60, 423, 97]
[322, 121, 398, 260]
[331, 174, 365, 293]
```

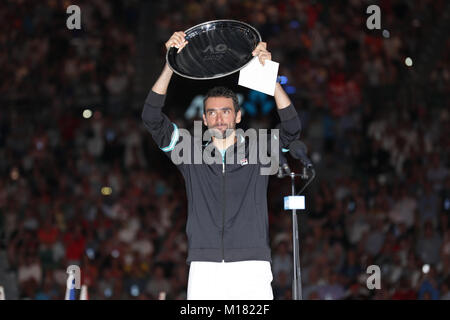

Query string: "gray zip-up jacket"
[142, 90, 301, 263]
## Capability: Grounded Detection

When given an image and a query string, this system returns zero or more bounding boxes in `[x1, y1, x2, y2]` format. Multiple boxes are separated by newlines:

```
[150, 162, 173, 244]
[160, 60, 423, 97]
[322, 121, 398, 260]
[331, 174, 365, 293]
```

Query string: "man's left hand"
[252, 42, 272, 66]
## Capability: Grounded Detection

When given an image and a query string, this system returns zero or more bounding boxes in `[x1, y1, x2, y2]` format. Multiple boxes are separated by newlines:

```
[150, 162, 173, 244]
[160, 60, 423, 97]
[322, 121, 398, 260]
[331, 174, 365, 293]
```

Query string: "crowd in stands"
[0, 0, 448, 299]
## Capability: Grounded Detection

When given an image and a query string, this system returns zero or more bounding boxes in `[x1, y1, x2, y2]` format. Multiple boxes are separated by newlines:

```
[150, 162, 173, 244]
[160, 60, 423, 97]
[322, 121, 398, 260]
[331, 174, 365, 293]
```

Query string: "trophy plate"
[166, 20, 261, 80]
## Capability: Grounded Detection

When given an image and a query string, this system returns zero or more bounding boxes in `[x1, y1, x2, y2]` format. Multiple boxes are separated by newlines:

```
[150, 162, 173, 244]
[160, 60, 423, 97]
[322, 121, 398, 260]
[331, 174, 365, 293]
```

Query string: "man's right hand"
[152, 32, 188, 94]
[165, 31, 188, 54]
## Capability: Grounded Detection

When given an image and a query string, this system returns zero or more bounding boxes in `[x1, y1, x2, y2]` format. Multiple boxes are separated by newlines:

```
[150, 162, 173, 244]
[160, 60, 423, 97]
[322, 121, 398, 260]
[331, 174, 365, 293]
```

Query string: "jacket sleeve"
[141, 90, 186, 170]
[261, 104, 301, 175]
[276, 104, 302, 148]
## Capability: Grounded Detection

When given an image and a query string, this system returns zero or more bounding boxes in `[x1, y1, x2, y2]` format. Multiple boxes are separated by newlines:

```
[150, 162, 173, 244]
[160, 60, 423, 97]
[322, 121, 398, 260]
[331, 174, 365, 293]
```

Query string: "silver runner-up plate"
[166, 20, 262, 80]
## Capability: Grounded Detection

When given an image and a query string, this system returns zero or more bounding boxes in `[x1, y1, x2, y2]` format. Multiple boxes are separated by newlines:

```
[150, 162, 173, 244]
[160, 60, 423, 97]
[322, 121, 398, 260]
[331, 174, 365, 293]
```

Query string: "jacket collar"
[201, 130, 249, 159]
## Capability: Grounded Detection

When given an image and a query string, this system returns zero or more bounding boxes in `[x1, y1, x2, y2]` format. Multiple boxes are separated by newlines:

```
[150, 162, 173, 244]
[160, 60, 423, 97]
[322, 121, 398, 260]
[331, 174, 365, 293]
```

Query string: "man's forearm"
[274, 82, 292, 109]
[152, 63, 174, 95]
[274, 81, 301, 145]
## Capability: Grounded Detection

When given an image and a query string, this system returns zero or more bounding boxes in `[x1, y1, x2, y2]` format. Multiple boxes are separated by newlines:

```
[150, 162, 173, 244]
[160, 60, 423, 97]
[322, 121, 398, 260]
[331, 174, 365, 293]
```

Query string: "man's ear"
[202, 113, 208, 126]
[236, 110, 242, 124]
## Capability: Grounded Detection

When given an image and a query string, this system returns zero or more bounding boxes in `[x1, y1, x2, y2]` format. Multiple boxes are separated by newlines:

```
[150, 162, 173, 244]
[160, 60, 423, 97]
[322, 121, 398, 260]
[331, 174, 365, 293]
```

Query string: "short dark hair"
[203, 86, 240, 114]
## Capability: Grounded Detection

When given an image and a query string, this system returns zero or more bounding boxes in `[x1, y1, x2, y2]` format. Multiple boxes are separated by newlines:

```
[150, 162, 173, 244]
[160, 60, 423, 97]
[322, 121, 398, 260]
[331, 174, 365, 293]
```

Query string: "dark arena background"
[0, 0, 449, 301]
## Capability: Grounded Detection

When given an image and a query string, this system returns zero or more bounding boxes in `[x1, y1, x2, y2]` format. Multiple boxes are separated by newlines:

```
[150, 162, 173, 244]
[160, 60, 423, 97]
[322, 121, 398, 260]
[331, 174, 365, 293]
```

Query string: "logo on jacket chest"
[240, 158, 248, 166]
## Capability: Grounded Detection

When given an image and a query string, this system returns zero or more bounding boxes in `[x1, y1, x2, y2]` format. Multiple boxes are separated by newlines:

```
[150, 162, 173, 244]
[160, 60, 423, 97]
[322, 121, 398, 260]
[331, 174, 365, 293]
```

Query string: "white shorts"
[187, 260, 274, 300]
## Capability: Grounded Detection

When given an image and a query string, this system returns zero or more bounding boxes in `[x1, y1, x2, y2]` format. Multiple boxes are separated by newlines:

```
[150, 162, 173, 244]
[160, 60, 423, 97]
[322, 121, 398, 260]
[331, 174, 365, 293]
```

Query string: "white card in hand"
[238, 57, 279, 96]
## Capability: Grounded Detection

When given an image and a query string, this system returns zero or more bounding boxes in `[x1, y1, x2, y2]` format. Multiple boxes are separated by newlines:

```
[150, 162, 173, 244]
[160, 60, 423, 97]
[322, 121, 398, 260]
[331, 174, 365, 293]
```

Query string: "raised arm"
[252, 42, 292, 110]
[252, 41, 301, 147]
[141, 32, 189, 166]
[152, 31, 188, 94]
[152, 62, 173, 95]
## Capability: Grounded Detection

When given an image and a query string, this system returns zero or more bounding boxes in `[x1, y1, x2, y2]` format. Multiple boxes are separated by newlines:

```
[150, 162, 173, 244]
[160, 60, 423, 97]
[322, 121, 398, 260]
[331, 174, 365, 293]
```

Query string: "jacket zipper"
[222, 161, 225, 262]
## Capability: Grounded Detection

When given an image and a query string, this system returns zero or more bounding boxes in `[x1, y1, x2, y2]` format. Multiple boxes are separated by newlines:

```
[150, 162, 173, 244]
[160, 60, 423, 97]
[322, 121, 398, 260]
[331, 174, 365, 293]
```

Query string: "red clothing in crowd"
[391, 289, 417, 300]
[64, 232, 86, 262]
[37, 226, 59, 246]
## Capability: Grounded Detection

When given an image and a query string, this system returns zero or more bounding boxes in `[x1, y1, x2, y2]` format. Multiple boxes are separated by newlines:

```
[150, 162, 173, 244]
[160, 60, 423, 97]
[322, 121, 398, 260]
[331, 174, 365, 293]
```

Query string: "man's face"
[203, 96, 241, 139]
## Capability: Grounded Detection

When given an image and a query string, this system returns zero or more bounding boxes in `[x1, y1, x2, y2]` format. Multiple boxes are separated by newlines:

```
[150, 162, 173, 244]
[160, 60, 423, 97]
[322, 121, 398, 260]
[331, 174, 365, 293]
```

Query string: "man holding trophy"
[142, 24, 301, 299]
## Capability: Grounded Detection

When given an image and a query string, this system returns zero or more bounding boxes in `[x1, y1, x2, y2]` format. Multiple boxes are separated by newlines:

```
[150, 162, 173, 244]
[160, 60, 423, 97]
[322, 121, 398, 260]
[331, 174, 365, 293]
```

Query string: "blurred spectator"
[388, 188, 417, 229]
[303, 266, 321, 300]
[35, 270, 60, 300]
[417, 267, 440, 300]
[418, 182, 440, 227]
[440, 278, 450, 300]
[363, 217, 386, 257]
[416, 221, 442, 265]
[340, 249, 363, 282]
[316, 269, 346, 300]
[145, 264, 172, 299]
[391, 276, 417, 300]
[272, 270, 291, 300]
[427, 153, 448, 192]
[17, 255, 42, 290]
[64, 224, 86, 265]
[272, 240, 292, 278]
